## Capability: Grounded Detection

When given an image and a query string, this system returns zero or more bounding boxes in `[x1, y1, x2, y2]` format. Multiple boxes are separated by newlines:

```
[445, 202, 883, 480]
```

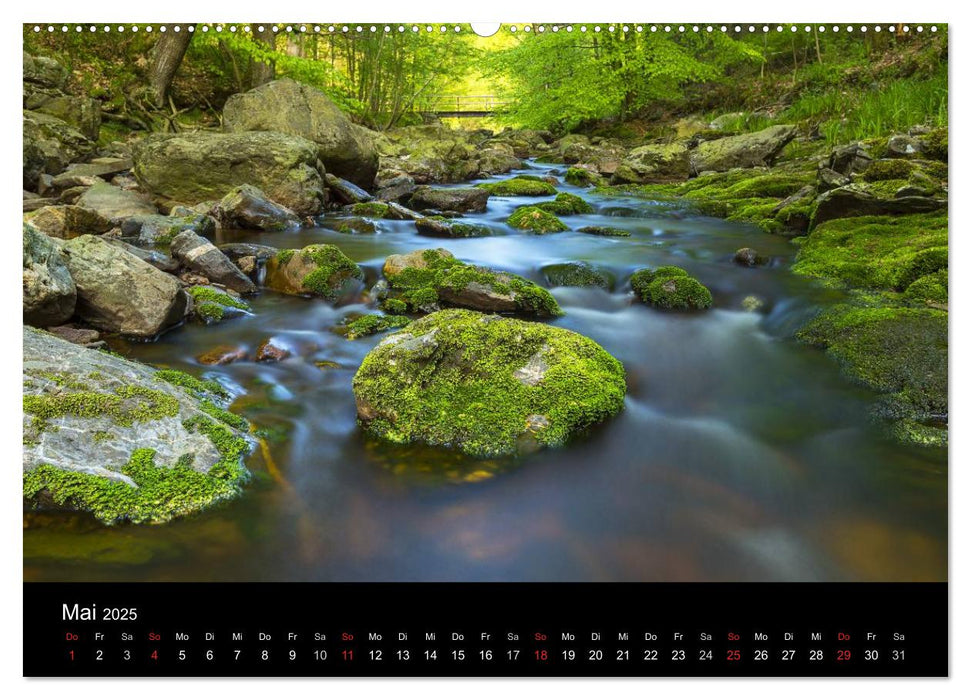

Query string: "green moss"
[792, 212, 947, 291]
[352, 309, 626, 457]
[923, 127, 948, 162]
[335, 218, 377, 234]
[154, 368, 228, 400]
[380, 298, 409, 314]
[23, 386, 180, 428]
[298, 244, 365, 299]
[535, 192, 595, 216]
[182, 415, 251, 481]
[342, 314, 412, 340]
[578, 225, 630, 237]
[905, 270, 948, 305]
[543, 262, 609, 288]
[276, 249, 295, 265]
[507, 206, 568, 234]
[564, 167, 601, 187]
[386, 249, 562, 318]
[630, 266, 711, 310]
[797, 300, 947, 446]
[23, 445, 247, 525]
[195, 301, 225, 323]
[863, 159, 915, 181]
[477, 177, 557, 196]
[350, 202, 390, 218]
[200, 400, 249, 431]
[92, 431, 114, 443]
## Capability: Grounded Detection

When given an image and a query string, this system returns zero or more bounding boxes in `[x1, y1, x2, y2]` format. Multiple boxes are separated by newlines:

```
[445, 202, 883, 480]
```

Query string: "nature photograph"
[22, 22, 947, 584]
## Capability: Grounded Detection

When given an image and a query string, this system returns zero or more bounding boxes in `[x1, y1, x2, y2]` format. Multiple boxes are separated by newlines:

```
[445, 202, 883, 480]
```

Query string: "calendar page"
[21, 18, 948, 678]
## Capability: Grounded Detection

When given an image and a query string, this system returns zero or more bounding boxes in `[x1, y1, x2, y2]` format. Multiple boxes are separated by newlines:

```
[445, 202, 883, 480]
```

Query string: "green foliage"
[352, 309, 626, 457]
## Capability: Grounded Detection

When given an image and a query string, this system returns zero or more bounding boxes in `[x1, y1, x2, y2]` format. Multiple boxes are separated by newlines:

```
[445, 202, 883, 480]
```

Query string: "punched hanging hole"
[471, 23, 502, 37]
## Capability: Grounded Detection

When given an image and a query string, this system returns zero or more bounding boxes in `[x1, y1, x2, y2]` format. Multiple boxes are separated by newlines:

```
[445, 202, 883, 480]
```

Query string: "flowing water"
[23, 162, 947, 582]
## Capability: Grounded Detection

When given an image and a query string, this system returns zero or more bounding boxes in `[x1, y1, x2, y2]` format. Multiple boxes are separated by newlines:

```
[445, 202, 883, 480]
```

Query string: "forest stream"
[23, 162, 948, 583]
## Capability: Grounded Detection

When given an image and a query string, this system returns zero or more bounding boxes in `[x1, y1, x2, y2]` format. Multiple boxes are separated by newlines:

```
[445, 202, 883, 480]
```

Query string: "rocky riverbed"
[23, 55, 947, 581]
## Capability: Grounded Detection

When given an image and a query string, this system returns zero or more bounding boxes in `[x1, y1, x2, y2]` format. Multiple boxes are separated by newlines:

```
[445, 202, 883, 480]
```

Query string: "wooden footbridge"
[418, 95, 510, 118]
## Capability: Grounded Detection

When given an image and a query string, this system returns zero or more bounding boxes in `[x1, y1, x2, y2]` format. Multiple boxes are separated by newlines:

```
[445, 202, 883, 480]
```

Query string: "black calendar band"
[24, 582, 947, 677]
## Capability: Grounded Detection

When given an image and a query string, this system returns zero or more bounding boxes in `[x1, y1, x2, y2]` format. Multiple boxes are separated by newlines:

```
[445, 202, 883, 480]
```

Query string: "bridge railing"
[417, 95, 512, 114]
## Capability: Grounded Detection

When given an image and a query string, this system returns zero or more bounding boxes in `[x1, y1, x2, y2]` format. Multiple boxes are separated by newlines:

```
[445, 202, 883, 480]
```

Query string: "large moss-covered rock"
[690, 125, 797, 173]
[352, 309, 626, 457]
[507, 206, 568, 233]
[809, 184, 945, 228]
[265, 244, 364, 299]
[23, 110, 93, 189]
[797, 298, 947, 447]
[24, 205, 112, 240]
[23, 223, 76, 327]
[414, 217, 491, 238]
[630, 266, 712, 311]
[613, 142, 691, 184]
[477, 177, 557, 196]
[60, 235, 188, 338]
[223, 78, 378, 188]
[132, 131, 326, 216]
[382, 248, 561, 318]
[23, 326, 253, 524]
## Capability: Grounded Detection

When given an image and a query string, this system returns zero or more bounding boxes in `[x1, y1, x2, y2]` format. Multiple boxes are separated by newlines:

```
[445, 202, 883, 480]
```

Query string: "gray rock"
[888, 134, 923, 158]
[119, 214, 216, 246]
[733, 247, 768, 267]
[132, 131, 326, 217]
[23, 52, 68, 89]
[169, 231, 256, 294]
[23, 110, 93, 189]
[106, 239, 179, 273]
[24, 87, 101, 141]
[76, 182, 157, 222]
[613, 142, 691, 184]
[409, 186, 490, 213]
[22, 326, 253, 524]
[690, 125, 797, 173]
[374, 172, 417, 201]
[817, 166, 851, 192]
[60, 235, 188, 337]
[828, 143, 872, 176]
[23, 223, 76, 327]
[811, 185, 946, 228]
[325, 173, 373, 204]
[223, 78, 379, 188]
[24, 205, 113, 239]
[213, 184, 299, 231]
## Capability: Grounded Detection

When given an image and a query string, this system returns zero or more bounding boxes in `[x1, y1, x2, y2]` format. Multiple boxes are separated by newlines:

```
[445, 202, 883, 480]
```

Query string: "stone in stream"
[24, 205, 112, 239]
[23, 223, 76, 327]
[213, 184, 300, 231]
[542, 262, 611, 289]
[22, 326, 252, 525]
[186, 286, 251, 325]
[630, 266, 712, 311]
[352, 309, 627, 458]
[325, 173, 374, 204]
[197, 344, 248, 366]
[119, 213, 216, 247]
[106, 239, 180, 274]
[60, 235, 189, 338]
[223, 78, 379, 188]
[381, 248, 561, 318]
[507, 206, 568, 234]
[170, 231, 257, 295]
[689, 125, 797, 173]
[476, 177, 557, 196]
[333, 217, 377, 234]
[733, 247, 768, 267]
[409, 185, 490, 213]
[132, 131, 326, 217]
[414, 216, 492, 238]
[256, 339, 292, 363]
[577, 225, 630, 237]
[534, 192, 594, 216]
[75, 182, 156, 222]
[264, 244, 364, 300]
[374, 172, 416, 201]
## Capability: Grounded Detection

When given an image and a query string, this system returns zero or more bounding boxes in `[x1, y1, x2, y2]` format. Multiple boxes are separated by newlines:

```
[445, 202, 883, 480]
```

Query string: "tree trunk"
[148, 27, 193, 108]
[251, 25, 277, 87]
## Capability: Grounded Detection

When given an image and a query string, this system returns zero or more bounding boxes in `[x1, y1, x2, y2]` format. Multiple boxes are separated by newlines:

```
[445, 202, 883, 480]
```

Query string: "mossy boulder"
[223, 78, 379, 188]
[187, 286, 251, 325]
[352, 309, 626, 457]
[535, 192, 594, 216]
[793, 212, 947, 292]
[410, 185, 490, 213]
[382, 248, 561, 318]
[542, 262, 611, 288]
[23, 110, 94, 190]
[265, 244, 364, 299]
[797, 299, 947, 447]
[23, 326, 253, 524]
[334, 217, 377, 234]
[578, 225, 630, 237]
[689, 125, 797, 173]
[613, 142, 691, 184]
[119, 213, 215, 247]
[630, 266, 712, 311]
[904, 270, 948, 306]
[477, 177, 558, 197]
[350, 201, 390, 218]
[23, 223, 76, 327]
[415, 216, 492, 238]
[810, 184, 945, 229]
[132, 131, 326, 217]
[507, 206, 568, 234]
[564, 166, 603, 187]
